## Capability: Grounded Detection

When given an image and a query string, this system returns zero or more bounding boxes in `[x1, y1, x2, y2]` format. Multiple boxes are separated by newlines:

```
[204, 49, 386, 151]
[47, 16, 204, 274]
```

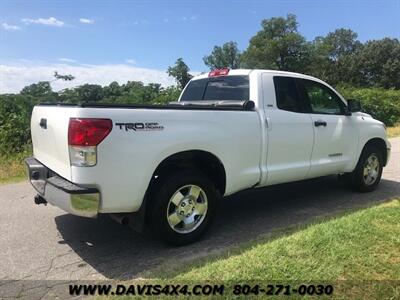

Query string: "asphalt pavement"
[0, 138, 399, 298]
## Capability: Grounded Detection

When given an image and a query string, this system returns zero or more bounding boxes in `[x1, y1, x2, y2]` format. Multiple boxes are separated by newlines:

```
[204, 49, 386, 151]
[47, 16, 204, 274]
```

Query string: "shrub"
[337, 86, 400, 126]
[0, 84, 182, 155]
[0, 95, 36, 155]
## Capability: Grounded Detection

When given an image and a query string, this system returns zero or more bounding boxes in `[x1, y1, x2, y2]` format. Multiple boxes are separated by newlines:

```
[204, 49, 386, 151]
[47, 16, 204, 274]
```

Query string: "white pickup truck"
[26, 69, 391, 245]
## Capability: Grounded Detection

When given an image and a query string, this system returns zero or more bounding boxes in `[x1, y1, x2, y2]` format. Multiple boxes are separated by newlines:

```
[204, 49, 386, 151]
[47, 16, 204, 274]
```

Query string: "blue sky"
[0, 0, 399, 93]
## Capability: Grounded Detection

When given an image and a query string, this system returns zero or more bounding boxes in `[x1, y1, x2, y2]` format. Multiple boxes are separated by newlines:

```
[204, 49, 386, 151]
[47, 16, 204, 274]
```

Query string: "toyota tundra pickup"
[26, 69, 391, 245]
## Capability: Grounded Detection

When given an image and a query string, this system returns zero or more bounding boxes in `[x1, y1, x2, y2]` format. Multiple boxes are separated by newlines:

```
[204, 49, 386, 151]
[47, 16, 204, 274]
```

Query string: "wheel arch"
[148, 150, 227, 196]
[360, 137, 388, 166]
[128, 150, 226, 232]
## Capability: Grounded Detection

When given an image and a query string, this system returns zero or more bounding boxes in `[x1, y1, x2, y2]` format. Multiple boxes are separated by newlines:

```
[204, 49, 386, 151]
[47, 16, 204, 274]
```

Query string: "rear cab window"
[180, 76, 250, 101]
[273, 76, 307, 113]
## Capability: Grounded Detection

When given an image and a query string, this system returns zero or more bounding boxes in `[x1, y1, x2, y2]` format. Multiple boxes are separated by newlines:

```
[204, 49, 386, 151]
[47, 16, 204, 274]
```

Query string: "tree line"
[200, 14, 400, 89]
[1, 13, 400, 155]
[5, 14, 400, 105]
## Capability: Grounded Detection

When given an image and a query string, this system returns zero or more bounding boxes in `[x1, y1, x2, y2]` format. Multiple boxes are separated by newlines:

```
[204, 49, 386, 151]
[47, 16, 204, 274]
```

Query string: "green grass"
[107, 199, 400, 299]
[174, 200, 400, 280]
[387, 124, 400, 138]
[0, 148, 31, 184]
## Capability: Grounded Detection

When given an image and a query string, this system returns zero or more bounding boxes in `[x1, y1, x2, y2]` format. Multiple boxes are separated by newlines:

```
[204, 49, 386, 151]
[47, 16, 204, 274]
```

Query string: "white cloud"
[181, 16, 197, 22]
[133, 20, 149, 25]
[21, 17, 64, 27]
[59, 58, 77, 63]
[1, 22, 22, 31]
[79, 18, 94, 24]
[125, 59, 135, 64]
[0, 62, 176, 93]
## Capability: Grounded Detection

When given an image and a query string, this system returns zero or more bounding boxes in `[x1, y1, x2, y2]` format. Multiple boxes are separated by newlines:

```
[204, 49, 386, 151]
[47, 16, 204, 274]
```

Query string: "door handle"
[265, 117, 272, 131]
[39, 118, 47, 129]
[314, 120, 327, 127]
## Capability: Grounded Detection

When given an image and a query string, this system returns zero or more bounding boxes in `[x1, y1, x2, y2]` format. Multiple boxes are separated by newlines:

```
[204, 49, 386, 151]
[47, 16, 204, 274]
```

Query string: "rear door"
[262, 74, 314, 185]
[297, 79, 357, 177]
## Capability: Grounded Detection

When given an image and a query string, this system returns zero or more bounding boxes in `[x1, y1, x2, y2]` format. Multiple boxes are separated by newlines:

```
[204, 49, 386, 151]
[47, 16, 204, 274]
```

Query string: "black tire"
[351, 145, 383, 192]
[148, 169, 219, 245]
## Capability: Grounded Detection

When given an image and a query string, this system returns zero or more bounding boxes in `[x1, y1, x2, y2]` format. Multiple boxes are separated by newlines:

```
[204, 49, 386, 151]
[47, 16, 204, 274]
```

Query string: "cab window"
[301, 79, 345, 115]
[180, 76, 249, 101]
[273, 76, 305, 113]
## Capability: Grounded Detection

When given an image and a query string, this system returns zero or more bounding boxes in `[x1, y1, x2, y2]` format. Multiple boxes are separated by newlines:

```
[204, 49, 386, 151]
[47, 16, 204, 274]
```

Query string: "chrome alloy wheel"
[166, 184, 208, 234]
[363, 153, 380, 185]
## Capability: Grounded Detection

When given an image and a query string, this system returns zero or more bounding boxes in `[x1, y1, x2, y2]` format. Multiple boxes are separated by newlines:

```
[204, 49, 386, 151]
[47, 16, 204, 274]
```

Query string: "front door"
[298, 79, 357, 178]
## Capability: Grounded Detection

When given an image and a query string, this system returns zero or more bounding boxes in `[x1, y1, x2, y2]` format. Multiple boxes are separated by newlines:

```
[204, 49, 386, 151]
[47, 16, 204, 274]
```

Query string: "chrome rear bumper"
[25, 157, 100, 218]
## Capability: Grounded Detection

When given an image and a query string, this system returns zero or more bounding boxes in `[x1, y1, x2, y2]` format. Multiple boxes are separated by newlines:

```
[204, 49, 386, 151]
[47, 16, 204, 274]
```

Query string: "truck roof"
[192, 69, 323, 83]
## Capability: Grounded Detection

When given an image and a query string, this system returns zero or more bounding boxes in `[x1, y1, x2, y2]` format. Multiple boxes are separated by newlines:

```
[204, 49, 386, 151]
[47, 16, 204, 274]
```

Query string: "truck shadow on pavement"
[55, 176, 400, 280]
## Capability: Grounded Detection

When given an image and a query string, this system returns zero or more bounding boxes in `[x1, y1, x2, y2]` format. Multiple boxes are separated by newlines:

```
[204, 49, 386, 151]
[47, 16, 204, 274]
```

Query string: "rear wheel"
[350, 146, 383, 192]
[148, 169, 219, 245]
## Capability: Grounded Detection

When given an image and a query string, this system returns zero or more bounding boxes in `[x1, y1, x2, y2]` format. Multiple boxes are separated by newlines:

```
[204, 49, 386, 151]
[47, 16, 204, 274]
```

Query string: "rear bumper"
[25, 157, 100, 218]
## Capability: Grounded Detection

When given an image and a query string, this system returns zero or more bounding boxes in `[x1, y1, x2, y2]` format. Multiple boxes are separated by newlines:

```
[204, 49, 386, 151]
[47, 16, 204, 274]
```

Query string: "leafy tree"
[356, 38, 400, 88]
[19, 81, 59, 103]
[20, 81, 52, 97]
[167, 58, 193, 89]
[123, 80, 145, 93]
[123, 82, 162, 103]
[114, 81, 146, 103]
[102, 81, 122, 102]
[152, 86, 182, 104]
[241, 14, 309, 72]
[19, 71, 75, 103]
[72, 84, 104, 103]
[203, 41, 241, 69]
[317, 29, 362, 61]
[309, 29, 362, 85]
[0, 94, 36, 154]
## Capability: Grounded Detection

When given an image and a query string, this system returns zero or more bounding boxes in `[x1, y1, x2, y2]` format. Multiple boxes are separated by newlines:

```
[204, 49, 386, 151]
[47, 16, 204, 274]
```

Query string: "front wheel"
[148, 169, 219, 245]
[351, 146, 383, 192]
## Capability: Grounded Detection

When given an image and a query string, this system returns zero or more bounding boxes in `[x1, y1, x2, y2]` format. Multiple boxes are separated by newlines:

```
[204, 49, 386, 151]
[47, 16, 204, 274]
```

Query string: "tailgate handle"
[39, 118, 47, 129]
[314, 120, 327, 127]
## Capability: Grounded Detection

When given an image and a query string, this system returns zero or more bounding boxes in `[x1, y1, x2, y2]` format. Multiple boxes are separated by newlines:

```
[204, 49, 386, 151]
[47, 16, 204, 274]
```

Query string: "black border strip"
[37, 101, 255, 111]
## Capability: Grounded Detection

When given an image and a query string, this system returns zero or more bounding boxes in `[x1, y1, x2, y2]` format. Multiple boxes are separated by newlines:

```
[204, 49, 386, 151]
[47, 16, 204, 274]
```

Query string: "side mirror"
[347, 99, 362, 112]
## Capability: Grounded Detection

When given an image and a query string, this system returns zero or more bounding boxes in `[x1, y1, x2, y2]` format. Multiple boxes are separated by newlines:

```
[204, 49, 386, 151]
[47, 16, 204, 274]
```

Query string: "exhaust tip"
[110, 213, 130, 226]
[34, 195, 47, 205]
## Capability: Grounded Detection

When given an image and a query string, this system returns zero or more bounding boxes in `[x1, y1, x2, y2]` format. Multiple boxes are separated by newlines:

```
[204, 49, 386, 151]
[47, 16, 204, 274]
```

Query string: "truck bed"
[30, 101, 261, 213]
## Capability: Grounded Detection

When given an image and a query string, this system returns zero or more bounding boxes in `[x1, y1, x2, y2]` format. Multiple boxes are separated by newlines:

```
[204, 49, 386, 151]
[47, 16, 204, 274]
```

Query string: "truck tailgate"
[31, 106, 73, 180]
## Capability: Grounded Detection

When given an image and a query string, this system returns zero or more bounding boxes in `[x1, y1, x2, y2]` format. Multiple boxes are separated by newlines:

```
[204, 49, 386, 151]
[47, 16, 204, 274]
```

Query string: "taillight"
[68, 118, 112, 167]
[68, 118, 112, 146]
[208, 68, 229, 77]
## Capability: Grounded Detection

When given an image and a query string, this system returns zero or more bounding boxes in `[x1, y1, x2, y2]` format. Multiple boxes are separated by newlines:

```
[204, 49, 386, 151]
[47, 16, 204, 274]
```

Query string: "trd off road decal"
[115, 122, 164, 131]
